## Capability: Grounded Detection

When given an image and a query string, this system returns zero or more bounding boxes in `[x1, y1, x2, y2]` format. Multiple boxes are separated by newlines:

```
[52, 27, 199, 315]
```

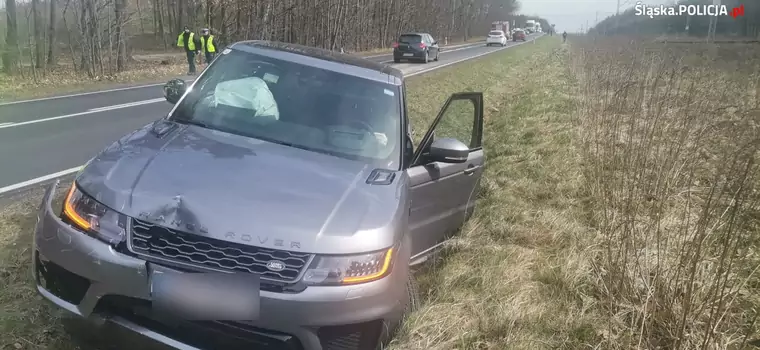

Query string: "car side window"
[431, 99, 478, 149]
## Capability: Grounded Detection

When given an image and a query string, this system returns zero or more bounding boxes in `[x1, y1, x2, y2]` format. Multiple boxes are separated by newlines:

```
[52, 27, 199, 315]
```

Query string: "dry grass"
[390, 37, 601, 349]
[573, 37, 760, 349]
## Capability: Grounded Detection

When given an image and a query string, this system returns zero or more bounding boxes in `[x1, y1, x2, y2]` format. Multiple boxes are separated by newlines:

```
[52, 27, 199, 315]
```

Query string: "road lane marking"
[378, 42, 489, 63]
[0, 34, 543, 196]
[0, 98, 166, 130]
[0, 166, 83, 195]
[363, 41, 483, 59]
[0, 42, 485, 107]
[407, 37, 537, 77]
[2, 42, 490, 129]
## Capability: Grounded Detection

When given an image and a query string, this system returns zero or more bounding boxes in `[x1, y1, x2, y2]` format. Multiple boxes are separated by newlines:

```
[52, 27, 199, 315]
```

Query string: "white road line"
[0, 166, 82, 195]
[0, 98, 166, 130]
[378, 42, 487, 63]
[2, 43, 488, 129]
[363, 41, 483, 59]
[0, 80, 193, 107]
[0, 35, 543, 196]
[407, 38, 536, 77]
[0, 43, 482, 107]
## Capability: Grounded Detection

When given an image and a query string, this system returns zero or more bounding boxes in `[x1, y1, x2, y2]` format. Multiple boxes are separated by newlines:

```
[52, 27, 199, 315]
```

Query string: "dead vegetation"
[2, 35, 758, 350]
[573, 37, 760, 349]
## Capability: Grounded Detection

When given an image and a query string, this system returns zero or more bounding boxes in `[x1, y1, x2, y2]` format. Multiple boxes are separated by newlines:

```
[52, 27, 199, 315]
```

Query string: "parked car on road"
[32, 40, 486, 350]
[393, 32, 440, 63]
[513, 29, 527, 41]
[486, 30, 508, 47]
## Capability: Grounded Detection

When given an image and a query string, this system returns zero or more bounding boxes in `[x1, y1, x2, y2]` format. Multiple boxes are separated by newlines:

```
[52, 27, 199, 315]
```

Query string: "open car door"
[406, 92, 485, 257]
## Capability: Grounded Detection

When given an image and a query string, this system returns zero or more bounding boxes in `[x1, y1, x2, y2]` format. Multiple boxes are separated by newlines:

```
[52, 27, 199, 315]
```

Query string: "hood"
[76, 120, 407, 254]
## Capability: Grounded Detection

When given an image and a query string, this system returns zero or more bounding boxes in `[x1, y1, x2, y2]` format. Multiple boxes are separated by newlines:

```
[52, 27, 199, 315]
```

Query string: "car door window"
[412, 93, 483, 165]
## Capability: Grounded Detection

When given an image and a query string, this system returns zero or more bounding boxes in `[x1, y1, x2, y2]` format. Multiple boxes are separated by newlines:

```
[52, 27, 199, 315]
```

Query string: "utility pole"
[615, 0, 621, 33]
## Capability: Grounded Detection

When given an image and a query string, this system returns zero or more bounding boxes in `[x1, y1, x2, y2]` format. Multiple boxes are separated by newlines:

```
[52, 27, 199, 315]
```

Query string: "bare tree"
[115, 0, 127, 71]
[31, 0, 44, 68]
[3, 0, 19, 74]
[47, 0, 57, 65]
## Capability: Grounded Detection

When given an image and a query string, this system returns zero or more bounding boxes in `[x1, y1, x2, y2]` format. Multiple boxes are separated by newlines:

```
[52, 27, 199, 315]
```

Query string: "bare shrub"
[572, 37, 760, 349]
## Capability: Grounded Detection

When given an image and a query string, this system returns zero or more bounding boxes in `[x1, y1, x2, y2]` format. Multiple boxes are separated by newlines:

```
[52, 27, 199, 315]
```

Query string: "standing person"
[562, 31, 568, 43]
[200, 28, 217, 66]
[177, 26, 201, 75]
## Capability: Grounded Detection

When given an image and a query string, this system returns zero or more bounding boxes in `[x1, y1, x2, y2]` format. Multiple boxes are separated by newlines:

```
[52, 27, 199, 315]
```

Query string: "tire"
[422, 51, 429, 64]
[434, 51, 439, 61]
[376, 273, 420, 350]
[393, 58, 400, 63]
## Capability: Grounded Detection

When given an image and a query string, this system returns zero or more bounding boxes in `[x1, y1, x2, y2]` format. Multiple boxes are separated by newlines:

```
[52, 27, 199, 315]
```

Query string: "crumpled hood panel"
[76, 121, 405, 254]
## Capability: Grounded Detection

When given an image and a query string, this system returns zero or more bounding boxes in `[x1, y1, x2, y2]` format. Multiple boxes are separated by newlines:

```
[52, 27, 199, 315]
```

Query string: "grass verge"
[0, 37, 594, 349]
[391, 37, 600, 349]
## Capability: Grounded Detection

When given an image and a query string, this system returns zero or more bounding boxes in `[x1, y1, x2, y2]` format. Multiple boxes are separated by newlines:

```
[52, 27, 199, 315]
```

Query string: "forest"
[591, 0, 760, 38]
[0, 0, 549, 79]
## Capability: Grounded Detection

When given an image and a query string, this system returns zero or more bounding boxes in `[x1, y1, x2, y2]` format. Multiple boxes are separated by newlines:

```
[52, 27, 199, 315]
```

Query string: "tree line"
[590, 0, 760, 38]
[0, 0, 551, 78]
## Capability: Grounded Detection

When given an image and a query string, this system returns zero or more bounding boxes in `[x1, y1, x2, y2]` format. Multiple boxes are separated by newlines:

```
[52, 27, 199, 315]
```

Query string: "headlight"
[62, 183, 127, 245]
[301, 248, 395, 286]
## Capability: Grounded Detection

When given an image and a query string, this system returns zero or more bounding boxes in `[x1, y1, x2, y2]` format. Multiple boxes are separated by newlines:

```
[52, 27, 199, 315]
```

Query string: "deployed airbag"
[214, 77, 280, 120]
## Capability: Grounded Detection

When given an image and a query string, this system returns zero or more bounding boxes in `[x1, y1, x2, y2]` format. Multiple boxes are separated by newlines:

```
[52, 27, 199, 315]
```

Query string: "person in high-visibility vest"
[177, 26, 201, 75]
[200, 28, 218, 65]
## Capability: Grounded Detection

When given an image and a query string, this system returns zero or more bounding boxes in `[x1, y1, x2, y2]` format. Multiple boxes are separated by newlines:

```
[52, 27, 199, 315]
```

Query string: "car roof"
[400, 32, 427, 36]
[229, 40, 404, 85]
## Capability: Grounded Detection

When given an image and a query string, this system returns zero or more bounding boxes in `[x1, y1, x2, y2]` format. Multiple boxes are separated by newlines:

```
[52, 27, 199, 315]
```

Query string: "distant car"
[393, 33, 440, 63]
[513, 30, 526, 42]
[486, 30, 507, 47]
[32, 39, 487, 350]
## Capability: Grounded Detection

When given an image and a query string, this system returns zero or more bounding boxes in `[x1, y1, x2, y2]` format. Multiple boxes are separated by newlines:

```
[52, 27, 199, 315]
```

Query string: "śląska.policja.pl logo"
[635, 2, 744, 19]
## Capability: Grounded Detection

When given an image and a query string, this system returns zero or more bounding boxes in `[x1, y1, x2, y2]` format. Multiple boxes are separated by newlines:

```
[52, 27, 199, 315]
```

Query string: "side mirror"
[432, 40, 438, 45]
[427, 138, 469, 164]
[163, 78, 187, 104]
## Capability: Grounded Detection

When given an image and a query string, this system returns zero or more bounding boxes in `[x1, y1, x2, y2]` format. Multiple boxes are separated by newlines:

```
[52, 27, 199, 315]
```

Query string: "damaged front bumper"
[32, 180, 409, 350]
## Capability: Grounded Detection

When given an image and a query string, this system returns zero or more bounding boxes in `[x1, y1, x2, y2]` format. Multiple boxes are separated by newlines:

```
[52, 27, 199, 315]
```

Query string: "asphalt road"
[0, 35, 541, 194]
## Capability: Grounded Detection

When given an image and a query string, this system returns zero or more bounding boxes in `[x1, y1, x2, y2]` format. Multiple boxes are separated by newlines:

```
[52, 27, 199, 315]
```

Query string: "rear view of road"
[0, 35, 540, 194]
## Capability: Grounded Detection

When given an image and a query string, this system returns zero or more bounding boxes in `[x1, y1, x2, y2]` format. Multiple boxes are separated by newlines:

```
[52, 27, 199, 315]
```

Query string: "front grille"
[318, 320, 384, 350]
[129, 219, 312, 282]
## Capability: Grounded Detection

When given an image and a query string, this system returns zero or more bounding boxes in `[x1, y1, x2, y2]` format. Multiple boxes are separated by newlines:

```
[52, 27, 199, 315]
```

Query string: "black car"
[393, 33, 440, 64]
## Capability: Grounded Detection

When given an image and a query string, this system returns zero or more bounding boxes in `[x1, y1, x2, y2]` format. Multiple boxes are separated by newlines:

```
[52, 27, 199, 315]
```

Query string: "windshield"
[169, 49, 403, 170]
[489, 31, 504, 36]
[399, 35, 422, 44]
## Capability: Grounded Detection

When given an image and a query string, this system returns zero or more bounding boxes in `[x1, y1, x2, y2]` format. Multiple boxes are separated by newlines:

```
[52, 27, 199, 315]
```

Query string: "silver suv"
[32, 41, 486, 350]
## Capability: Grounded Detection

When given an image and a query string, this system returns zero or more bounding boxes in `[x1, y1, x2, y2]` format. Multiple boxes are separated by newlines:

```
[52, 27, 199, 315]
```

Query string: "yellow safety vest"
[176, 32, 196, 51]
[201, 35, 216, 53]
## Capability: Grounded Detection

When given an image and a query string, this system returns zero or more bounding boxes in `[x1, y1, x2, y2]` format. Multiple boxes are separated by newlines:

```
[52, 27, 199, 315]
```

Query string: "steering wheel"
[344, 119, 374, 134]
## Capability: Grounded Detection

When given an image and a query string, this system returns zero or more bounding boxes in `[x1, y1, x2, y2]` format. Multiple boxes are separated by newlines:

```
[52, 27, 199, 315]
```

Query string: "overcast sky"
[518, 0, 674, 32]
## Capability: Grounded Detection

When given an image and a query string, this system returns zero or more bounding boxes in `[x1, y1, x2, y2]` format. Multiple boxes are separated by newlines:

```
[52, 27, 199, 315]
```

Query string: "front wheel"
[375, 273, 420, 350]
[434, 51, 439, 61]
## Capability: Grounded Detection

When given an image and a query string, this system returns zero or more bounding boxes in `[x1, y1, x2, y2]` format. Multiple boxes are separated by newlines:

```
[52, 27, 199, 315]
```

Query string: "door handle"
[464, 165, 477, 175]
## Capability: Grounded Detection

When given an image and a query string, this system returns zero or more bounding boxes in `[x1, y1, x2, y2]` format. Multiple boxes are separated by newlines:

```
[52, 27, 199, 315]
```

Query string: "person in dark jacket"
[562, 31, 568, 43]
[200, 28, 218, 66]
[177, 26, 201, 75]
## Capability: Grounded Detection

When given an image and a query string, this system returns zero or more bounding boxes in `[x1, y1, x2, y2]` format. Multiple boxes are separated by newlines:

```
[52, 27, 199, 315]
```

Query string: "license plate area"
[403, 53, 413, 57]
[151, 266, 260, 321]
